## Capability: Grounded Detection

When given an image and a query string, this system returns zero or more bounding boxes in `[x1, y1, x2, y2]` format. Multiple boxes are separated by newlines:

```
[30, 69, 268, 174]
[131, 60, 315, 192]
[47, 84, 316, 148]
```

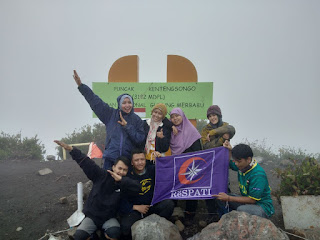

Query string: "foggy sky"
[1, 0, 319, 157]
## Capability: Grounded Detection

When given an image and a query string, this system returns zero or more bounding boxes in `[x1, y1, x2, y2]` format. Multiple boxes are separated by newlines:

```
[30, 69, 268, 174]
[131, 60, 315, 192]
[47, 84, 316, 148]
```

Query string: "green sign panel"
[92, 82, 213, 119]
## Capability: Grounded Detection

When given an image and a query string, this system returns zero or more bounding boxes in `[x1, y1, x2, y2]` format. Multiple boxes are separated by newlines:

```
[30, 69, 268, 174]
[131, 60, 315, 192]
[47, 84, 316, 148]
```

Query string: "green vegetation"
[56, 123, 106, 159]
[0, 131, 46, 161]
[274, 157, 320, 198]
[243, 139, 320, 163]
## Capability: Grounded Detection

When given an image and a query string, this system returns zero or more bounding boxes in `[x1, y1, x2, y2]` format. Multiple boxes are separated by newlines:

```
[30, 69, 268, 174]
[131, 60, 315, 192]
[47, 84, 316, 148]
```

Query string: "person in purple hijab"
[170, 108, 202, 155]
[169, 107, 202, 225]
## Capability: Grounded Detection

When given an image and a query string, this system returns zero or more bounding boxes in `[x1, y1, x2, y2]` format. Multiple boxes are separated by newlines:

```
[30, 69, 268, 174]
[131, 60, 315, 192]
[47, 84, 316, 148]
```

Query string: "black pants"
[120, 199, 174, 239]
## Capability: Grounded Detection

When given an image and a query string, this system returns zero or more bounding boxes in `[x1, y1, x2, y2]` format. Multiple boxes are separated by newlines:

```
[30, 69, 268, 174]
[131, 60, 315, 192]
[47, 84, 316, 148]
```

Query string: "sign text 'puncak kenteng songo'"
[92, 82, 213, 119]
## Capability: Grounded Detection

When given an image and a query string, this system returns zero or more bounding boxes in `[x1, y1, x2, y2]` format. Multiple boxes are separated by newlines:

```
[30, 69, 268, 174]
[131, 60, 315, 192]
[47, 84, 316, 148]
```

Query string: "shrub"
[0, 131, 46, 161]
[274, 157, 320, 199]
[56, 123, 106, 159]
[242, 139, 279, 161]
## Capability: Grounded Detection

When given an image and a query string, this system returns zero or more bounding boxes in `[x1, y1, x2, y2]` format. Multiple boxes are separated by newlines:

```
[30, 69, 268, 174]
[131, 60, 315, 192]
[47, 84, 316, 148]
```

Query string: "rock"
[172, 206, 185, 220]
[38, 168, 53, 176]
[175, 220, 185, 232]
[67, 193, 77, 207]
[59, 197, 67, 204]
[189, 211, 289, 240]
[132, 214, 182, 240]
[16, 227, 23, 232]
[48, 234, 61, 240]
[198, 220, 207, 228]
[46, 155, 56, 161]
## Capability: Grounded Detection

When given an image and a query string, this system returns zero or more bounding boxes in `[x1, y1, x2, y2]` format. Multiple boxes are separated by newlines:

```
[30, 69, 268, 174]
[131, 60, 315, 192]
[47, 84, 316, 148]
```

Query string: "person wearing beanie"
[201, 105, 236, 223]
[73, 70, 145, 170]
[141, 103, 173, 164]
[201, 105, 236, 150]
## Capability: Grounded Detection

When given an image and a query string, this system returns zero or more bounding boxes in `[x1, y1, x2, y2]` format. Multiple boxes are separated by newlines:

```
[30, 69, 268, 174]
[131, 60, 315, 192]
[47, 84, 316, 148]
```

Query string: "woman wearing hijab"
[73, 70, 145, 170]
[142, 103, 172, 164]
[169, 107, 202, 225]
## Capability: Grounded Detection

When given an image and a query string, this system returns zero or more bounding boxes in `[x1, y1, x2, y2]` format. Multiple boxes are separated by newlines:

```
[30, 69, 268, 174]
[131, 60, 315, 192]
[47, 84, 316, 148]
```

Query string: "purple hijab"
[170, 108, 201, 155]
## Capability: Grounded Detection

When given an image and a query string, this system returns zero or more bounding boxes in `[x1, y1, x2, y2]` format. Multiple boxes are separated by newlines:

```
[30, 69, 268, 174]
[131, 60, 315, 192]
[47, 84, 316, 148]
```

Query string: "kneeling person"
[54, 140, 140, 240]
[213, 143, 274, 218]
[120, 149, 174, 239]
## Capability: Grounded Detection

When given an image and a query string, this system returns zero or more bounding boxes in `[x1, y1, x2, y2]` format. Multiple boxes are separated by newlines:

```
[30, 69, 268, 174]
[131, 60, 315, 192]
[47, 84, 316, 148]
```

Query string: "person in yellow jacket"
[201, 105, 235, 150]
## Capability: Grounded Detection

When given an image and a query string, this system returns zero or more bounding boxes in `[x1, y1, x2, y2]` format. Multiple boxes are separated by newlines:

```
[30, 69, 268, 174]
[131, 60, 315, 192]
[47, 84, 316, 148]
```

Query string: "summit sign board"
[92, 82, 213, 119]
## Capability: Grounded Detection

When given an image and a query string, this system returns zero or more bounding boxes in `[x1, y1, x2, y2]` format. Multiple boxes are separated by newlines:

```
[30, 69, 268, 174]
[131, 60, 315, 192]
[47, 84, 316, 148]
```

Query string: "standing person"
[54, 140, 141, 240]
[120, 149, 174, 239]
[73, 70, 145, 169]
[201, 105, 235, 150]
[201, 105, 236, 223]
[142, 103, 172, 164]
[169, 107, 202, 225]
[213, 142, 274, 219]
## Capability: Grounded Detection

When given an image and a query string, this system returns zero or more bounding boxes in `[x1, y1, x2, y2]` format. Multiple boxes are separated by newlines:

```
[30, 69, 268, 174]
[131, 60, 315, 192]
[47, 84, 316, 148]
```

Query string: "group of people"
[54, 70, 274, 240]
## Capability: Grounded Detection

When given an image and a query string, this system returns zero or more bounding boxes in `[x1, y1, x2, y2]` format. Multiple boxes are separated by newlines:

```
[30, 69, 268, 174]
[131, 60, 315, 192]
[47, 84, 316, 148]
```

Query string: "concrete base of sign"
[281, 195, 320, 229]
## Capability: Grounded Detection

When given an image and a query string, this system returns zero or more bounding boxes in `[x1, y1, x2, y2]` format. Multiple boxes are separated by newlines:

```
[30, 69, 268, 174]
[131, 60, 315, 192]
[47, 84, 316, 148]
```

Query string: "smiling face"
[131, 153, 146, 174]
[151, 108, 164, 122]
[170, 113, 183, 126]
[112, 160, 129, 177]
[121, 97, 133, 114]
[208, 114, 219, 125]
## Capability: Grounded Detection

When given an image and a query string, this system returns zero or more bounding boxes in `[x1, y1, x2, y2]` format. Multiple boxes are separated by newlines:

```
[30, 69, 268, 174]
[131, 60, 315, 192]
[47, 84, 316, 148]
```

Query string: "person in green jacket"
[213, 142, 274, 218]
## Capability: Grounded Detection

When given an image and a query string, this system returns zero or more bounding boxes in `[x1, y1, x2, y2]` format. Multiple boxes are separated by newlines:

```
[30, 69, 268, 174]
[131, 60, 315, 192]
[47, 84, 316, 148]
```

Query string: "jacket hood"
[117, 93, 134, 114]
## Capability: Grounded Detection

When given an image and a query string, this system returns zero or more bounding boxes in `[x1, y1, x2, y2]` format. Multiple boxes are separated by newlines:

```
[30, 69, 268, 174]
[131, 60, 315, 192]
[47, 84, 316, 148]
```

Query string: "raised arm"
[73, 70, 82, 86]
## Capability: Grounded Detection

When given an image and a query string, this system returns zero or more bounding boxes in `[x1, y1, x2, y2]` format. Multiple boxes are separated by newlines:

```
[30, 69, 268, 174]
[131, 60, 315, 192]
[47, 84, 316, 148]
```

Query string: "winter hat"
[152, 103, 167, 119]
[207, 105, 222, 118]
[119, 94, 133, 108]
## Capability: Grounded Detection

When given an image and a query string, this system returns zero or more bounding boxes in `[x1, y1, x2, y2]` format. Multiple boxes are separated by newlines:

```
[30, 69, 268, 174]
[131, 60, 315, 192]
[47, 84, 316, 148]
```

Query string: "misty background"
[1, 1, 319, 158]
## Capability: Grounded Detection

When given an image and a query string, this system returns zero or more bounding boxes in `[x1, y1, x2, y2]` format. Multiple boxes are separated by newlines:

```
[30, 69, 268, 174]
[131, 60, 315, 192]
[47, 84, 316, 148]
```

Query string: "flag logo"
[151, 147, 229, 205]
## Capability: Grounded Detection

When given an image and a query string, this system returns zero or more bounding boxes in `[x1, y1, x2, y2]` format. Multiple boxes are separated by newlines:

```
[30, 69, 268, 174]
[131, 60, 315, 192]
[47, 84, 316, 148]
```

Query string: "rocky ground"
[0, 156, 284, 240]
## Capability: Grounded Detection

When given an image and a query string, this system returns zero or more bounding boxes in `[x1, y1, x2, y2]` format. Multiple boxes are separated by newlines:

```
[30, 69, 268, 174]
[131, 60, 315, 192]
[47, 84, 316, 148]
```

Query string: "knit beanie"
[152, 103, 167, 119]
[119, 94, 133, 109]
[207, 105, 222, 118]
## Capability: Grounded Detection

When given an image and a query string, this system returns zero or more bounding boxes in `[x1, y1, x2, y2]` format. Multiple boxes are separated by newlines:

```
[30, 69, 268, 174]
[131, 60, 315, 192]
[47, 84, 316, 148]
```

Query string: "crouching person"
[213, 142, 274, 219]
[120, 149, 174, 240]
[54, 140, 140, 240]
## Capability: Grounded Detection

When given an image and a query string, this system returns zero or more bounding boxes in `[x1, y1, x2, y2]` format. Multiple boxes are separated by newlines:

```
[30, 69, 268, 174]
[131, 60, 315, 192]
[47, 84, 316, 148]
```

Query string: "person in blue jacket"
[73, 70, 145, 169]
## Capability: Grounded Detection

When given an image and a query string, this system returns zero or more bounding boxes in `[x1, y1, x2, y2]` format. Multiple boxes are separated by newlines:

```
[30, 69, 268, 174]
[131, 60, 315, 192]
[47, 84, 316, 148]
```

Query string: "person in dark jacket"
[141, 103, 172, 164]
[120, 148, 174, 239]
[73, 70, 145, 169]
[54, 140, 140, 240]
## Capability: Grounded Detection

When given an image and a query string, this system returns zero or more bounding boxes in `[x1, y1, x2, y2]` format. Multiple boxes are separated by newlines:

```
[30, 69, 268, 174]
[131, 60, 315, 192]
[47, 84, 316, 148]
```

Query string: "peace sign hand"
[117, 112, 127, 127]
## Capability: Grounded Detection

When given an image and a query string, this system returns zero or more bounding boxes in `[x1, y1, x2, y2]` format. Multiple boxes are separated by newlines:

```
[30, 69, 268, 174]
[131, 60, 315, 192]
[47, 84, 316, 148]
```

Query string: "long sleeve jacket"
[70, 147, 140, 227]
[78, 84, 145, 161]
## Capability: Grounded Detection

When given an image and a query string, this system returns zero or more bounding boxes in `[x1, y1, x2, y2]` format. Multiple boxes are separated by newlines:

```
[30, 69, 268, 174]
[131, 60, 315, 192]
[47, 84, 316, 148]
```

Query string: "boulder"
[188, 211, 289, 240]
[38, 168, 53, 176]
[132, 214, 182, 240]
[46, 155, 56, 161]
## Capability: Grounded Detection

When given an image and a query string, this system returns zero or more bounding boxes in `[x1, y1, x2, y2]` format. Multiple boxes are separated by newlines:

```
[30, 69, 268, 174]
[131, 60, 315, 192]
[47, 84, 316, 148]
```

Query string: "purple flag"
[151, 146, 229, 205]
